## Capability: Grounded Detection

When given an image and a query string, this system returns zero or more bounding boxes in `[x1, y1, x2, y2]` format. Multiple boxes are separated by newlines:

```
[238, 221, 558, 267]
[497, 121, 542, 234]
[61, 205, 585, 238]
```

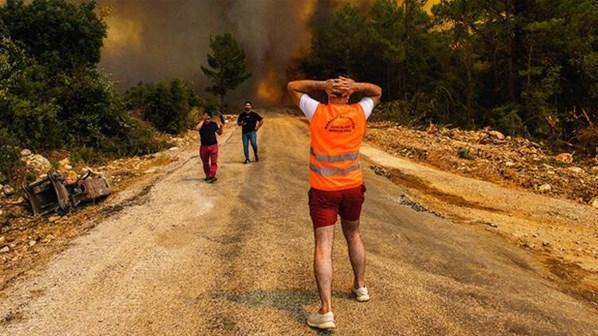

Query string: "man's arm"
[255, 119, 264, 131]
[216, 121, 224, 135]
[195, 120, 205, 131]
[237, 113, 244, 126]
[287, 80, 329, 106]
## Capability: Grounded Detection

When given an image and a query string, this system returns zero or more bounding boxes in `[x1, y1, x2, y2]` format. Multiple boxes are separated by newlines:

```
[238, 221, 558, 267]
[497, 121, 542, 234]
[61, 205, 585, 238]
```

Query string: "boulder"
[22, 154, 52, 178]
[20, 149, 32, 157]
[591, 197, 598, 209]
[488, 130, 505, 140]
[538, 184, 552, 192]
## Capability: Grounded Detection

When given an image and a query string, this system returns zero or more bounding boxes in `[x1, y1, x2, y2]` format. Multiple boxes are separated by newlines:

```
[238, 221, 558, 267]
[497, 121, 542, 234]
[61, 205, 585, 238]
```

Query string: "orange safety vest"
[309, 102, 367, 191]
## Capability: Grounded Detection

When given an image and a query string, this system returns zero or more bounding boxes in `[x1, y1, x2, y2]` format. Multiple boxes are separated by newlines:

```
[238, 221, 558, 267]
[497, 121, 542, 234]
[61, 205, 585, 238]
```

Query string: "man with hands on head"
[287, 71, 382, 330]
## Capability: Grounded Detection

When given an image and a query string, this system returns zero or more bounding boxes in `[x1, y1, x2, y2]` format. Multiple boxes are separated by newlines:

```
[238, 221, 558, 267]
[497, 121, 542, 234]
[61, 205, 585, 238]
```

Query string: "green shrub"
[116, 116, 171, 156]
[492, 104, 525, 136]
[0, 128, 22, 183]
[125, 79, 201, 134]
[457, 147, 475, 160]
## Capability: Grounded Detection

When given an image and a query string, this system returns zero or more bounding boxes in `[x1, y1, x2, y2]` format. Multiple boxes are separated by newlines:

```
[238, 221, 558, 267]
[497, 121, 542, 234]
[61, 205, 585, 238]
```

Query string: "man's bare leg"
[314, 225, 335, 313]
[341, 219, 366, 289]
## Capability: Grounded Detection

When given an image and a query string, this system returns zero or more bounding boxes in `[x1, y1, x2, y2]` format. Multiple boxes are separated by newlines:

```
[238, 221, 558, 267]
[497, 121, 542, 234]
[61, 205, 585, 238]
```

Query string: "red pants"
[308, 185, 366, 228]
[200, 144, 218, 178]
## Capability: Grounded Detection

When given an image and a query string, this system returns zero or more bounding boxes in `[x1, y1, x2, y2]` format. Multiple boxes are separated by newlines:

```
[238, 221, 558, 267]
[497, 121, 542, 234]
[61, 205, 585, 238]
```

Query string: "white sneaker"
[352, 287, 370, 302]
[306, 311, 336, 330]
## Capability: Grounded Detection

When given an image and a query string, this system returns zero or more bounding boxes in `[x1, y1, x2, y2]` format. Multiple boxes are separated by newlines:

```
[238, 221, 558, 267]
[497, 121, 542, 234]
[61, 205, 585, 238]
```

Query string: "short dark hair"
[243, 100, 253, 106]
[204, 110, 213, 118]
[329, 68, 354, 80]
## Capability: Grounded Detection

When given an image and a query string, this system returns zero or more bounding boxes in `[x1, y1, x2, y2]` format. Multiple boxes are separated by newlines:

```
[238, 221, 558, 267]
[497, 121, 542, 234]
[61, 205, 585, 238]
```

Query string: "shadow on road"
[209, 288, 352, 335]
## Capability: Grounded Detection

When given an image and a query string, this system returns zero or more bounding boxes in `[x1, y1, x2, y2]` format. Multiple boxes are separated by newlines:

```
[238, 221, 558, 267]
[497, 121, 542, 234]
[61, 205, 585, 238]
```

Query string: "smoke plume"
[96, 0, 436, 106]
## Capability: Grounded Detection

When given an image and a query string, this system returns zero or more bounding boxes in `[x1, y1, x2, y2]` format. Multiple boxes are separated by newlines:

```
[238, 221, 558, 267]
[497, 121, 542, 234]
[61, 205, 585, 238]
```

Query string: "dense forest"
[0, 0, 201, 181]
[298, 0, 596, 154]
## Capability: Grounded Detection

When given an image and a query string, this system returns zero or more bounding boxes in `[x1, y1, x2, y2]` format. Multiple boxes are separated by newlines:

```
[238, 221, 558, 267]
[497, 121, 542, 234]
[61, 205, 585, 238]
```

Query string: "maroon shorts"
[308, 185, 366, 228]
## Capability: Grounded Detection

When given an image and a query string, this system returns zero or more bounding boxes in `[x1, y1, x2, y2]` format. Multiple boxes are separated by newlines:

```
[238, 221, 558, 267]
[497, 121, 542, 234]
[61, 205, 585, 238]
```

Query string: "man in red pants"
[195, 111, 223, 183]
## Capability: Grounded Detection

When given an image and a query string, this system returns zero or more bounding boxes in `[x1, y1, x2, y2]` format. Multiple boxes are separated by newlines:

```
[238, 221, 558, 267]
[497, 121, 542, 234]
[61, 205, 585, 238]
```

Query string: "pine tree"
[201, 33, 251, 109]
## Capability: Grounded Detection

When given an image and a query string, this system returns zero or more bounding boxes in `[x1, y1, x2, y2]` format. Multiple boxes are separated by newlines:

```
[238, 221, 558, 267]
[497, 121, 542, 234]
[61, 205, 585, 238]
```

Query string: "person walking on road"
[196, 110, 223, 183]
[237, 100, 263, 164]
[287, 72, 382, 330]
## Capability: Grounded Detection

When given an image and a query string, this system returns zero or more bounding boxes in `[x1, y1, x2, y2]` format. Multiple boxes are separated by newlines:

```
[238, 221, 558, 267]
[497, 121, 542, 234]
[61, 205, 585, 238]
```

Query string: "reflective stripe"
[310, 147, 359, 163]
[310, 162, 361, 176]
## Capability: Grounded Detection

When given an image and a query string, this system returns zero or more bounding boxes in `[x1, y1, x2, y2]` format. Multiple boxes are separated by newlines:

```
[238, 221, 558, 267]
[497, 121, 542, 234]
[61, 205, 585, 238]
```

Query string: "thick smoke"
[97, 0, 321, 105]
[97, 0, 435, 105]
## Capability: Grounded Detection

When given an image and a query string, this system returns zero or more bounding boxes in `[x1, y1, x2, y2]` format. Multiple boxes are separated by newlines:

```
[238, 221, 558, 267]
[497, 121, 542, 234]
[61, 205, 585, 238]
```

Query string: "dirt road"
[1, 114, 597, 335]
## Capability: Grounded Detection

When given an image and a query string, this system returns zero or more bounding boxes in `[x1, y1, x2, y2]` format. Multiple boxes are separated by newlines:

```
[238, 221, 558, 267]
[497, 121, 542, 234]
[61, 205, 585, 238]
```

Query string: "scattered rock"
[505, 161, 516, 167]
[42, 234, 55, 243]
[488, 130, 505, 140]
[58, 157, 71, 169]
[538, 184, 552, 192]
[20, 149, 32, 157]
[426, 123, 438, 134]
[591, 166, 598, 175]
[0, 246, 9, 254]
[554, 153, 573, 164]
[7, 197, 24, 205]
[48, 215, 61, 223]
[542, 241, 551, 247]
[28, 240, 36, 247]
[0, 236, 5, 244]
[2, 185, 15, 196]
[144, 167, 159, 174]
[168, 146, 178, 151]
[371, 165, 388, 176]
[591, 197, 598, 209]
[567, 166, 584, 174]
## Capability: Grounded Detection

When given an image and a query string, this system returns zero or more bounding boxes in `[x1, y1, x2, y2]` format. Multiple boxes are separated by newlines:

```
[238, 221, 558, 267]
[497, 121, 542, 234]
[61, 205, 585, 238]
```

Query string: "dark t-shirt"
[237, 111, 263, 134]
[199, 121, 219, 146]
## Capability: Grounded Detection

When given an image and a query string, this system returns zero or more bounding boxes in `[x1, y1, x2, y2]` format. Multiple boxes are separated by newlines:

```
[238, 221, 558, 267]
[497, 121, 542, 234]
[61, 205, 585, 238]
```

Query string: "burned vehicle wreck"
[22, 170, 112, 216]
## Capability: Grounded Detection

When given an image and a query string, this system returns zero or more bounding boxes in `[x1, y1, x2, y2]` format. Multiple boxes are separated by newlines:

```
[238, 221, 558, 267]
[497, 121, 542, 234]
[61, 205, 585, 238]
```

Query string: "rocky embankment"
[366, 122, 598, 208]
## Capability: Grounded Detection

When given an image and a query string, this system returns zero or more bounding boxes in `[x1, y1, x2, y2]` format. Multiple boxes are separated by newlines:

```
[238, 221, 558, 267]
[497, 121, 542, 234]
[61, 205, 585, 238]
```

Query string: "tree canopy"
[299, 0, 597, 153]
[201, 33, 251, 109]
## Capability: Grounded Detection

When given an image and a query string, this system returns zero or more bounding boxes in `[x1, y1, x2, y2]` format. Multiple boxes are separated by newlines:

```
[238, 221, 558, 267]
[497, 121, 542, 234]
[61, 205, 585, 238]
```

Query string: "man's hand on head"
[338, 76, 356, 94]
[326, 78, 350, 99]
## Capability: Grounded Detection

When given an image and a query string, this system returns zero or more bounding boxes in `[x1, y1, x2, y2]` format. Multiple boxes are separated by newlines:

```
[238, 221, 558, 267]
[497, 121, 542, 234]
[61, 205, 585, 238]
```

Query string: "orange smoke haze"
[256, 67, 284, 105]
[100, 5, 144, 58]
[94, 0, 439, 106]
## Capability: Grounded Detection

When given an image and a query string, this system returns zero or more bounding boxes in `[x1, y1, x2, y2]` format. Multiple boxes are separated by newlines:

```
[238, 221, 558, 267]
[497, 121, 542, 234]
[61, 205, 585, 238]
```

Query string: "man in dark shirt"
[195, 111, 223, 183]
[237, 100, 264, 164]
